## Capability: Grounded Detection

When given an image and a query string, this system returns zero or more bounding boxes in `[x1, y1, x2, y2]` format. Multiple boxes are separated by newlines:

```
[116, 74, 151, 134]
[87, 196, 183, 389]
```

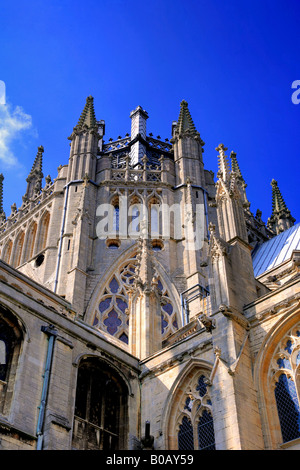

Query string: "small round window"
[35, 254, 45, 267]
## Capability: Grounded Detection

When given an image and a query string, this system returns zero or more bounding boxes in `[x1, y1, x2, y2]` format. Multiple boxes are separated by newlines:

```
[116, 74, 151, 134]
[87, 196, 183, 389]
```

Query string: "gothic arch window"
[109, 195, 120, 235]
[12, 231, 25, 267]
[168, 369, 216, 450]
[0, 307, 23, 415]
[23, 221, 37, 261]
[72, 357, 128, 450]
[270, 324, 300, 444]
[128, 195, 144, 238]
[1, 239, 13, 264]
[36, 211, 50, 253]
[148, 196, 161, 240]
[92, 254, 179, 344]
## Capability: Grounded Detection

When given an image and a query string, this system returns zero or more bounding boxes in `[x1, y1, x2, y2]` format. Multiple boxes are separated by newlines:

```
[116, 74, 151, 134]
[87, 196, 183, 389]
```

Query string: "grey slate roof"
[252, 222, 300, 277]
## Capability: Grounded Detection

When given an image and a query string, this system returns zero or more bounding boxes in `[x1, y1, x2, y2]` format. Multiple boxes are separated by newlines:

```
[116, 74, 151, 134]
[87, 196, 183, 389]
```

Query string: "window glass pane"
[196, 375, 207, 398]
[197, 410, 215, 450]
[275, 373, 300, 443]
[178, 416, 194, 450]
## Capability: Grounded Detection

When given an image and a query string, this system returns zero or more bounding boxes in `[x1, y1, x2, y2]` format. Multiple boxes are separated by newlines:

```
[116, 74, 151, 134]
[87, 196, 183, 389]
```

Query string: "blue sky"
[0, 0, 299, 225]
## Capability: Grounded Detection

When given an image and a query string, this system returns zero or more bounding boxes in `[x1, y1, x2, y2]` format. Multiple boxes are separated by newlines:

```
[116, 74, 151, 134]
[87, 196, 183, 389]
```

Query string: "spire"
[230, 151, 245, 183]
[215, 144, 248, 242]
[271, 179, 288, 213]
[0, 173, 5, 221]
[76, 95, 97, 129]
[216, 144, 230, 183]
[0, 174, 4, 212]
[28, 145, 44, 179]
[25, 146, 44, 199]
[268, 179, 295, 234]
[176, 100, 198, 135]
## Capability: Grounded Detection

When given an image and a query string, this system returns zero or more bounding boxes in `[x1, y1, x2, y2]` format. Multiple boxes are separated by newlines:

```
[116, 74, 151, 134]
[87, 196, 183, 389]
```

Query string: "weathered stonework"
[0, 98, 298, 450]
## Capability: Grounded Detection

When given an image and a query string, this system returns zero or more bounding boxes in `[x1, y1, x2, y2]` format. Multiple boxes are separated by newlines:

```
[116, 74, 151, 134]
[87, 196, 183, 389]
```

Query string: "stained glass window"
[271, 324, 300, 444]
[197, 410, 215, 450]
[275, 374, 300, 443]
[176, 372, 215, 450]
[93, 253, 179, 344]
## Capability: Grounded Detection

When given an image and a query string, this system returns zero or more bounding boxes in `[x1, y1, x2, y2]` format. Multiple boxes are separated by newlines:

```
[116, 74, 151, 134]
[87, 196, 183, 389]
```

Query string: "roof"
[252, 222, 300, 277]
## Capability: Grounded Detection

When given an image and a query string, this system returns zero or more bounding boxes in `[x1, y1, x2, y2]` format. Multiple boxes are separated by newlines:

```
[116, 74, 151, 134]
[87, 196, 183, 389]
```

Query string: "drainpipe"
[36, 324, 57, 450]
[53, 180, 82, 294]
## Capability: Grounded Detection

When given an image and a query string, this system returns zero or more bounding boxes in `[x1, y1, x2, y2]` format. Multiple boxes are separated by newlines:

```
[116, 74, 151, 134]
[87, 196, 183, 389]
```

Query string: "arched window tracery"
[92, 254, 179, 344]
[270, 324, 300, 444]
[36, 211, 50, 253]
[1, 239, 13, 264]
[12, 231, 25, 267]
[174, 372, 215, 450]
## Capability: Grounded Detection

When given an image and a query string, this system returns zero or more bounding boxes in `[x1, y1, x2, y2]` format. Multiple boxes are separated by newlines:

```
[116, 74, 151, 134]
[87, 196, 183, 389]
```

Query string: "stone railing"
[110, 154, 162, 183]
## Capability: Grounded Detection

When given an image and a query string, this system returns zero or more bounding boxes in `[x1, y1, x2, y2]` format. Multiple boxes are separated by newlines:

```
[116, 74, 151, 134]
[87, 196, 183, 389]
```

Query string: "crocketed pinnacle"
[268, 179, 295, 234]
[216, 143, 230, 183]
[76, 95, 97, 129]
[176, 100, 198, 135]
[230, 151, 245, 183]
[271, 179, 288, 213]
[0, 173, 4, 214]
[27, 146, 44, 181]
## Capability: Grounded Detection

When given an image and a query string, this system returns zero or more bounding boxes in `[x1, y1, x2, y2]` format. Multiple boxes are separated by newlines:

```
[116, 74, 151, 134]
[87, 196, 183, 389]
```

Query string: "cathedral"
[0, 96, 299, 451]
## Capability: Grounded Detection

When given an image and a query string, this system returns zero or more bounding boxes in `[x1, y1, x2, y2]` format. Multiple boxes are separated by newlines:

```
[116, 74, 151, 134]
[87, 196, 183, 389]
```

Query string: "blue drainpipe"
[36, 324, 57, 450]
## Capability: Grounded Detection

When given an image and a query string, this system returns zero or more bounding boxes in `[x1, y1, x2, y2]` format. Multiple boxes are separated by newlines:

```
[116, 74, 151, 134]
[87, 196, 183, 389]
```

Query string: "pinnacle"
[76, 95, 97, 129]
[216, 144, 230, 182]
[230, 151, 245, 183]
[271, 179, 288, 213]
[176, 100, 198, 135]
[28, 146, 44, 179]
[0, 173, 4, 214]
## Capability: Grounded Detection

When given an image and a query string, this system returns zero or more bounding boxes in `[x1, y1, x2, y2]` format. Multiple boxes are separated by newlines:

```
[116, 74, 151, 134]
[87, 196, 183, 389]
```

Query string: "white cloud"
[0, 103, 35, 168]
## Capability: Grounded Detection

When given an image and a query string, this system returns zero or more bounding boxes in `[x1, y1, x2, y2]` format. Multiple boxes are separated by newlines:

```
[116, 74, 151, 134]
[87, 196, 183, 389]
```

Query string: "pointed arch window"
[174, 372, 215, 450]
[0, 307, 23, 414]
[72, 357, 128, 450]
[36, 211, 50, 253]
[92, 254, 179, 344]
[110, 195, 120, 235]
[24, 221, 37, 261]
[1, 239, 13, 264]
[12, 231, 25, 267]
[270, 324, 300, 444]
